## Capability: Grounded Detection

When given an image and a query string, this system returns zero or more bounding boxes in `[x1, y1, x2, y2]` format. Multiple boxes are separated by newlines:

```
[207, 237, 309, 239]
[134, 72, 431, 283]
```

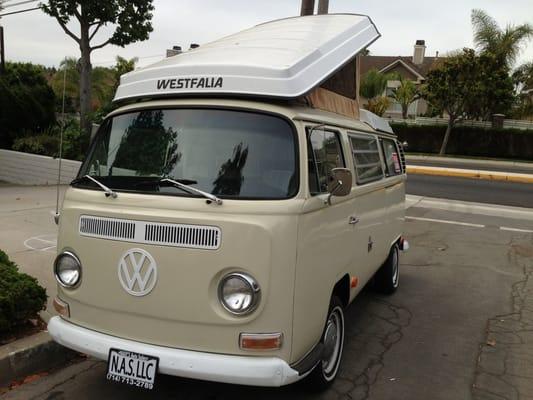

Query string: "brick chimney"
[413, 40, 426, 65]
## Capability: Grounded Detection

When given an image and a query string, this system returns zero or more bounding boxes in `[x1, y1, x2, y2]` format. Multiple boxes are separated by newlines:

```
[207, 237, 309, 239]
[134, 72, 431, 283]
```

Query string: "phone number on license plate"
[107, 349, 159, 390]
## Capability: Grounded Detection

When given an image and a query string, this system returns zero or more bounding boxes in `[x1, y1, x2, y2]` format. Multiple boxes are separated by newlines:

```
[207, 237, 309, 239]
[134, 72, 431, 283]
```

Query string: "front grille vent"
[145, 223, 220, 250]
[79, 215, 221, 250]
[79, 215, 135, 240]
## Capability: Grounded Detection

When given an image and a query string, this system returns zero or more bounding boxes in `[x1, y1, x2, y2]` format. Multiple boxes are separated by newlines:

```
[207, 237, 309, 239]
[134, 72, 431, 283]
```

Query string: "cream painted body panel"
[291, 125, 404, 361]
[58, 190, 301, 361]
[55, 98, 405, 368]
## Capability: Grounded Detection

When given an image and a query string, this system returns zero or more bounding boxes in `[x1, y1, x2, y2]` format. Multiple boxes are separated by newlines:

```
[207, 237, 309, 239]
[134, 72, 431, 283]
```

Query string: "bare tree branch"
[73, 6, 81, 21]
[90, 37, 112, 51]
[89, 22, 102, 41]
[56, 17, 80, 44]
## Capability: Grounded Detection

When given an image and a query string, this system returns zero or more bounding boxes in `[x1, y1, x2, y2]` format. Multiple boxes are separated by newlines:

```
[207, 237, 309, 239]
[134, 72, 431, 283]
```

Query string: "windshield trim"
[74, 105, 301, 201]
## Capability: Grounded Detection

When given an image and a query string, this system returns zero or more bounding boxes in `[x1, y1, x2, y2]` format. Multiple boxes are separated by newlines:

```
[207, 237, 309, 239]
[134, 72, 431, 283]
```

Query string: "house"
[360, 40, 439, 118]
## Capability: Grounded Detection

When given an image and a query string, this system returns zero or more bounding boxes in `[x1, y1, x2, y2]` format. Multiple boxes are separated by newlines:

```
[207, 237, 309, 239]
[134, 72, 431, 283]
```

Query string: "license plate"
[106, 349, 159, 390]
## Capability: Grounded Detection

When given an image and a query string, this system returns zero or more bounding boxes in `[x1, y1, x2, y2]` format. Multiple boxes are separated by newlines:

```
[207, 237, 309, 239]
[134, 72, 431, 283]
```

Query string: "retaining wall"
[0, 149, 81, 185]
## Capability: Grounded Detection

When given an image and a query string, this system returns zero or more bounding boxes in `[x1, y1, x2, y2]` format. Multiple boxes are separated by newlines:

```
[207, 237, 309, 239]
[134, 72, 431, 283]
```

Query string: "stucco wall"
[0, 150, 81, 185]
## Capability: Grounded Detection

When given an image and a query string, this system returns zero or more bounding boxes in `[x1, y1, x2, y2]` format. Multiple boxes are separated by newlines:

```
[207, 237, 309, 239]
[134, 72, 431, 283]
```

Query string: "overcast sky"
[1, 0, 532, 69]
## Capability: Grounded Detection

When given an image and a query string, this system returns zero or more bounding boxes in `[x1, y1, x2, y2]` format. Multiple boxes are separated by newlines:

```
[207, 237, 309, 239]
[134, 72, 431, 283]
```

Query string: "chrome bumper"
[48, 317, 300, 387]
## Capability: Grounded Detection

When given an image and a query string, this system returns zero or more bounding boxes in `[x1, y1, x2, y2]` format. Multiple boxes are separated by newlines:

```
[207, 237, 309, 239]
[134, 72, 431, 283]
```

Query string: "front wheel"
[307, 296, 345, 391]
[374, 243, 400, 294]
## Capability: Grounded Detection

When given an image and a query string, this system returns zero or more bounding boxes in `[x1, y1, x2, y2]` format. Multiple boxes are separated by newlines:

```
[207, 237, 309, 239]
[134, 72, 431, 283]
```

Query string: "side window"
[349, 133, 384, 184]
[307, 129, 345, 195]
[381, 138, 402, 176]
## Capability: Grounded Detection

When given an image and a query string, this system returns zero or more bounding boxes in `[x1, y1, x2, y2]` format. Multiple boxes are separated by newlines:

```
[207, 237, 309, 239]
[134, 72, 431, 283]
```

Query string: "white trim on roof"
[114, 14, 380, 102]
[378, 59, 425, 80]
[359, 109, 394, 134]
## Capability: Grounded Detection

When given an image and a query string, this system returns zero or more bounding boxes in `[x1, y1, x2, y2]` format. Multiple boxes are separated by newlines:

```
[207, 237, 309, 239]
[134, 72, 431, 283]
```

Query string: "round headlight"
[54, 251, 82, 288]
[219, 273, 260, 315]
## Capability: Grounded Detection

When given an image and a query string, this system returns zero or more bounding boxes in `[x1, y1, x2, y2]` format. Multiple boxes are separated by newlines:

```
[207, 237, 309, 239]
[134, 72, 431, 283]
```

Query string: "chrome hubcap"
[323, 321, 338, 362]
[322, 307, 343, 379]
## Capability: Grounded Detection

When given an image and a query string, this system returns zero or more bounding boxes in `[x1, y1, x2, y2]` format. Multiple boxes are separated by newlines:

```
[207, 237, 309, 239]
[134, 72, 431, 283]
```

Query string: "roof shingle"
[360, 55, 439, 78]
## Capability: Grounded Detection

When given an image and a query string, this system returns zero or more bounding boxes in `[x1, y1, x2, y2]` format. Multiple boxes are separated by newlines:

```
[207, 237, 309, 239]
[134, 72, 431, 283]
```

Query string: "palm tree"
[514, 62, 533, 91]
[50, 57, 115, 113]
[471, 9, 533, 67]
[360, 69, 397, 117]
[391, 78, 419, 119]
[113, 56, 138, 91]
[513, 62, 533, 120]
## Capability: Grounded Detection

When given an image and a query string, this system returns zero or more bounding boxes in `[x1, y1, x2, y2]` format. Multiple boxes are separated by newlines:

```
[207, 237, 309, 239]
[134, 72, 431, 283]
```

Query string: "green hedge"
[0, 250, 47, 333]
[391, 123, 533, 160]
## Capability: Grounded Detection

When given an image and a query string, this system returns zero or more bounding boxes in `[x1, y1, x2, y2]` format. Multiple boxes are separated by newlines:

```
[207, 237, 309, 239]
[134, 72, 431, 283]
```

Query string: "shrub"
[391, 123, 533, 160]
[0, 62, 56, 149]
[0, 250, 47, 333]
[10, 118, 86, 161]
[12, 134, 60, 157]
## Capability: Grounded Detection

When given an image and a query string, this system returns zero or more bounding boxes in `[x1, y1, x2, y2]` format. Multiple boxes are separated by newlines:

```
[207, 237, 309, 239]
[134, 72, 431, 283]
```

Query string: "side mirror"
[402, 141, 409, 149]
[326, 168, 352, 205]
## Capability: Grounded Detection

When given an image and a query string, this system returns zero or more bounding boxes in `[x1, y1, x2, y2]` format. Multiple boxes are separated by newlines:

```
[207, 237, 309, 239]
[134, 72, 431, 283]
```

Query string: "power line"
[93, 54, 164, 66]
[3, 0, 39, 9]
[0, 6, 39, 17]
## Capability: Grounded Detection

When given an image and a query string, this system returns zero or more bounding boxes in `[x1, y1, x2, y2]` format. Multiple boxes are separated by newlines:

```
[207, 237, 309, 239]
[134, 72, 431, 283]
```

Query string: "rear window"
[381, 139, 402, 176]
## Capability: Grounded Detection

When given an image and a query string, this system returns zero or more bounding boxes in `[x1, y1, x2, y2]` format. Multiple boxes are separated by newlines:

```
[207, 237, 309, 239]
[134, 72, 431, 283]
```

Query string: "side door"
[347, 132, 388, 286]
[293, 126, 355, 362]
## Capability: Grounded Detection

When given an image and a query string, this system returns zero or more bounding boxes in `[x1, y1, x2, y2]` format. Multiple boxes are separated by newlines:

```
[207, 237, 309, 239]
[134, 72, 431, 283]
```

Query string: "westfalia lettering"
[157, 77, 224, 90]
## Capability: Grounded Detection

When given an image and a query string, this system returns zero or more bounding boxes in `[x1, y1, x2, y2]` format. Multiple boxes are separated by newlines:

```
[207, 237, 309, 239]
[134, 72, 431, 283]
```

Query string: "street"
[2, 181, 533, 400]
[406, 174, 533, 208]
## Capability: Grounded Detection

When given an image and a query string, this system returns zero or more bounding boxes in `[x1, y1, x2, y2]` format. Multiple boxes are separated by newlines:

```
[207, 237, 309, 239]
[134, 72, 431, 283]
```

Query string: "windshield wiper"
[133, 177, 197, 187]
[71, 175, 118, 199]
[160, 178, 223, 205]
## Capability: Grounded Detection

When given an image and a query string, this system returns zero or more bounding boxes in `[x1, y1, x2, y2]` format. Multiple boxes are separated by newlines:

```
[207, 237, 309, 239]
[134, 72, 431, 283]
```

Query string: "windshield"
[76, 108, 298, 200]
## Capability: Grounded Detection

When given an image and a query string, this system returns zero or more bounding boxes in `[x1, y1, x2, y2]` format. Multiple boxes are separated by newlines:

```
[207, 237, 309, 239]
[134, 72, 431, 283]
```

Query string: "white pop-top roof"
[114, 14, 380, 102]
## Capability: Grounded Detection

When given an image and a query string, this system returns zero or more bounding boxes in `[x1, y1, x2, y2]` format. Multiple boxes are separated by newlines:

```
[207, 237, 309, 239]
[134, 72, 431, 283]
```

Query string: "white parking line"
[24, 235, 57, 252]
[406, 195, 533, 222]
[500, 227, 533, 233]
[405, 216, 486, 228]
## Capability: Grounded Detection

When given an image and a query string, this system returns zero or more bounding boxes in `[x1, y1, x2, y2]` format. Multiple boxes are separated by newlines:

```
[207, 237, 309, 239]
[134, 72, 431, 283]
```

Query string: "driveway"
[0, 184, 65, 321]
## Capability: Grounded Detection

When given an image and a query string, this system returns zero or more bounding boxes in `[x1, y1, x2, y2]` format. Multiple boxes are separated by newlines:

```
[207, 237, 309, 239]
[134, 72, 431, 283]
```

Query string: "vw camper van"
[48, 14, 408, 390]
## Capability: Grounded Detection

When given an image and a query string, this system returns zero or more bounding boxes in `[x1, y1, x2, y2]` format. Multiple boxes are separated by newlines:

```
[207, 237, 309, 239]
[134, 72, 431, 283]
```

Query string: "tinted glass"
[308, 129, 345, 194]
[77, 109, 298, 199]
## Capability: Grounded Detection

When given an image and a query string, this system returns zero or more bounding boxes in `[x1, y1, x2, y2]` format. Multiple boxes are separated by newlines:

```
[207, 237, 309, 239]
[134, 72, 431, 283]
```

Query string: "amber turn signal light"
[239, 333, 283, 351]
[53, 297, 70, 318]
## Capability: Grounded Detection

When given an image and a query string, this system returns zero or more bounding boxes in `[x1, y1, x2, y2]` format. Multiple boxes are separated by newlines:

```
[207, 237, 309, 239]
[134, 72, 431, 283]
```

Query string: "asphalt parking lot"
[1, 184, 533, 400]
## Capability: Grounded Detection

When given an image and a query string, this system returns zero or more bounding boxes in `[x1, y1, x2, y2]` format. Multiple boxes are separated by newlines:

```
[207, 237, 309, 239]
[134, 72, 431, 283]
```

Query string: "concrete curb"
[406, 155, 533, 173]
[407, 165, 533, 184]
[0, 331, 77, 387]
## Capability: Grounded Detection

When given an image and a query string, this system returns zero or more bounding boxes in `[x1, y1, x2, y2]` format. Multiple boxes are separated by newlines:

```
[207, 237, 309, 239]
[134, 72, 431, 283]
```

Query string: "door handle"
[349, 216, 360, 225]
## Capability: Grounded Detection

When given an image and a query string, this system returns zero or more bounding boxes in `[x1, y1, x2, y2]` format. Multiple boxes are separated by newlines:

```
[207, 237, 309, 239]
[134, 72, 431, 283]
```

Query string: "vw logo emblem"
[118, 248, 158, 296]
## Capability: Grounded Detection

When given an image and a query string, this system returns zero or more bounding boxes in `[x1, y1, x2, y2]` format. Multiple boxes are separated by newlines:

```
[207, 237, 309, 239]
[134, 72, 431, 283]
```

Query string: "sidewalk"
[406, 155, 533, 184]
[406, 155, 533, 174]
[0, 184, 66, 322]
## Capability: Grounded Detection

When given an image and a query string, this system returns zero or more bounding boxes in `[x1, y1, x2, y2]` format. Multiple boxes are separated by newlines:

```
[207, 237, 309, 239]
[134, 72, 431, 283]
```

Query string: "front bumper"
[48, 317, 301, 387]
